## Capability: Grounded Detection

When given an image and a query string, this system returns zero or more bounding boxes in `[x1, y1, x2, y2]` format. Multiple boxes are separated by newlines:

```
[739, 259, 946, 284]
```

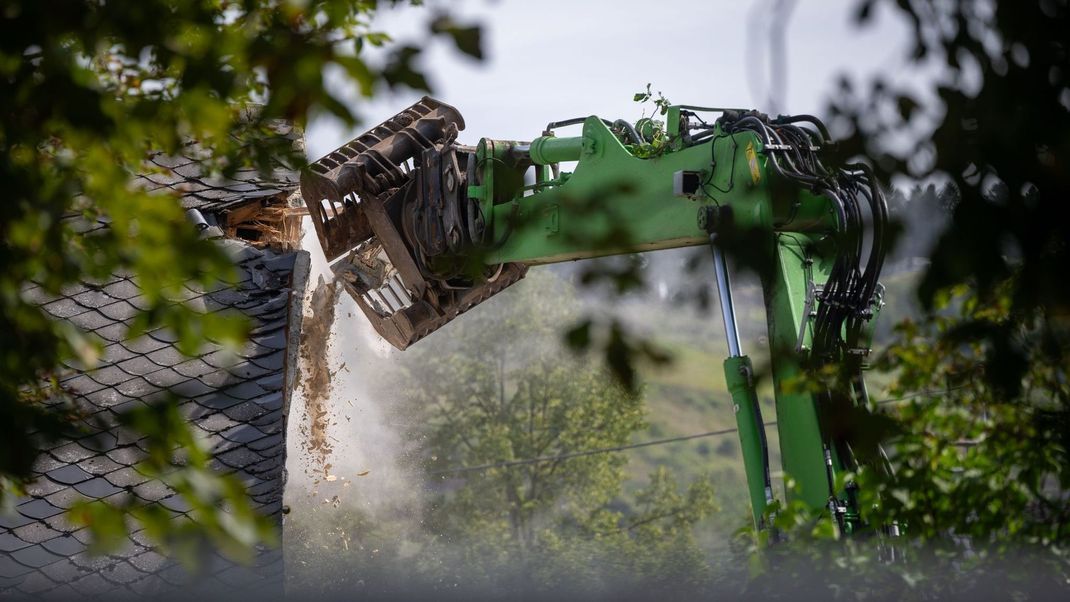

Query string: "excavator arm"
[301, 97, 889, 532]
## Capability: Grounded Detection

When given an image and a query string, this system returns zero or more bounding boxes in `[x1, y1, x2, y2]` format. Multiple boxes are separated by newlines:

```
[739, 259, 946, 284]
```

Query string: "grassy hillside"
[603, 266, 921, 548]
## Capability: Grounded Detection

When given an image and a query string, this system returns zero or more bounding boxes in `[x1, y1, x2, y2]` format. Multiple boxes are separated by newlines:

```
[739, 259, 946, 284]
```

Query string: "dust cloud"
[284, 220, 435, 596]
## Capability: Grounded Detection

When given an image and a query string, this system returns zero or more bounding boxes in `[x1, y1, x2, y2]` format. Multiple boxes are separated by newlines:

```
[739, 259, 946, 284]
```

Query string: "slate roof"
[1, 144, 309, 599]
[136, 126, 302, 215]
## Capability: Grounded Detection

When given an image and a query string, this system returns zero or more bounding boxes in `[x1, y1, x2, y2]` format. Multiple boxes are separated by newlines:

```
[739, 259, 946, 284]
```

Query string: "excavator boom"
[301, 97, 889, 531]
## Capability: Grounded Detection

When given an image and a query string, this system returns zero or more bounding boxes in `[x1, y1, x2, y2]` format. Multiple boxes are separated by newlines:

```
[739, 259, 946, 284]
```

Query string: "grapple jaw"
[301, 96, 527, 350]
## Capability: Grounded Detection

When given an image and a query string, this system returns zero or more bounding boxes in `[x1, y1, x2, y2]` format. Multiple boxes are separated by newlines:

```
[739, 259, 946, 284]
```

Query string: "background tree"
[1, 0, 482, 559]
[390, 270, 718, 596]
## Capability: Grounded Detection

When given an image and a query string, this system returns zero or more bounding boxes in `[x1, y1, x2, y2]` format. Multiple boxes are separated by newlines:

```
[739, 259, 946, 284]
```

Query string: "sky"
[306, 0, 916, 159]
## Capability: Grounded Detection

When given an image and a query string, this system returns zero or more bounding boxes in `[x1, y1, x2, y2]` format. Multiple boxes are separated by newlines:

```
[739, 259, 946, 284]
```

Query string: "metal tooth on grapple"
[336, 258, 528, 350]
[301, 96, 465, 261]
[303, 96, 528, 351]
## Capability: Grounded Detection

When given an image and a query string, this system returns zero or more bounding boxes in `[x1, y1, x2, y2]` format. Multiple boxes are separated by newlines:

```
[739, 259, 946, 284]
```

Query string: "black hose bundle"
[719, 111, 889, 370]
[719, 111, 890, 479]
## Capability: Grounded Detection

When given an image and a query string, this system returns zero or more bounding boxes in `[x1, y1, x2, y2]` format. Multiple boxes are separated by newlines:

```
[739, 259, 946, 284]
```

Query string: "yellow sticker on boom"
[745, 141, 761, 185]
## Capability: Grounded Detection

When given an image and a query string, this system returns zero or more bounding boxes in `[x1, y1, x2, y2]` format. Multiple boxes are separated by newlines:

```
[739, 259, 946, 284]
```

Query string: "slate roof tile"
[110, 398, 148, 417]
[125, 294, 153, 311]
[146, 328, 180, 344]
[11, 522, 61, 546]
[12, 569, 57, 594]
[127, 573, 166, 596]
[69, 552, 121, 572]
[148, 153, 194, 169]
[225, 361, 274, 381]
[27, 451, 65, 474]
[41, 513, 77, 534]
[49, 443, 96, 465]
[114, 377, 157, 398]
[105, 445, 148, 467]
[43, 488, 87, 510]
[194, 412, 236, 433]
[101, 343, 137, 365]
[220, 424, 267, 445]
[84, 365, 132, 387]
[144, 346, 186, 368]
[251, 409, 283, 430]
[24, 479, 65, 499]
[252, 328, 289, 351]
[97, 300, 141, 323]
[100, 560, 143, 585]
[127, 530, 153, 549]
[131, 480, 173, 503]
[44, 464, 92, 486]
[101, 279, 140, 300]
[248, 351, 284, 372]
[170, 358, 218, 380]
[199, 349, 240, 370]
[68, 571, 114, 596]
[41, 298, 89, 319]
[82, 387, 135, 411]
[115, 356, 160, 377]
[197, 369, 242, 389]
[0, 555, 34, 579]
[103, 467, 150, 489]
[157, 562, 193, 586]
[251, 391, 284, 414]
[247, 433, 284, 453]
[11, 544, 62, 569]
[16, 499, 64, 521]
[42, 583, 80, 599]
[93, 322, 130, 343]
[0, 532, 31, 553]
[60, 374, 108, 397]
[158, 495, 192, 514]
[221, 380, 267, 401]
[79, 431, 119, 453]
[216, 447, 262, 470]
[38, 558, 85, 584]
[128, 550, 168, 574]
[67, 309, 113, 332]
[143, 368, 189, 389]
[20, 284, 56, 305]
[73, 478, 123, 499]
[71, 289, 114, 310]
[41, 534, 86, 558]
[254, 372, 285, 391]
[221, 402, 266, 423]
[120, 335, 169, 355]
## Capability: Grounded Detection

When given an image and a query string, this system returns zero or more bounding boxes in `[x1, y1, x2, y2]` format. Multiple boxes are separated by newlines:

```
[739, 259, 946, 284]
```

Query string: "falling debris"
[298, 276, 342, 477]
[356, 470, 370, 477]
[325, 475, 338, 482]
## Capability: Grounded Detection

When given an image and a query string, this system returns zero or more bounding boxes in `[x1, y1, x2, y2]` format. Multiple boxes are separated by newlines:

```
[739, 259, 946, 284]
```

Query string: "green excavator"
[300, 96, 890, 534]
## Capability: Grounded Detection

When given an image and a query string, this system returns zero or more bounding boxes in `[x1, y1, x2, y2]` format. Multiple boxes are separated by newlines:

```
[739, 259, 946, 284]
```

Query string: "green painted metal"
[529, 134, 583, 165]
[762, 234, 842, 510]
[724, 355, 771, 527]
[463, 109, 867, 524]
[477, 117, 835, 265]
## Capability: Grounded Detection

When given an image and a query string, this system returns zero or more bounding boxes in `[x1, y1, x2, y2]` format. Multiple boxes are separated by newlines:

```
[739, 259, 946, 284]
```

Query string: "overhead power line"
[430, 425, 754, 477]
[429, 387, 965, 477]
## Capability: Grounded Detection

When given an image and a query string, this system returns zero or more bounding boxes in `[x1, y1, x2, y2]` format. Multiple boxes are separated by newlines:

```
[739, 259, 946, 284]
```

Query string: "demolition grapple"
[301, 97, 525, 349]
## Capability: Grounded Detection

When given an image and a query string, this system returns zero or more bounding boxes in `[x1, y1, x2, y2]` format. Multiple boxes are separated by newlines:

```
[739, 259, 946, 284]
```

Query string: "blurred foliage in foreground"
[1, 0, 481, 564]
[741, 283, 1069, 599]
[737, 0, 1070, 597]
